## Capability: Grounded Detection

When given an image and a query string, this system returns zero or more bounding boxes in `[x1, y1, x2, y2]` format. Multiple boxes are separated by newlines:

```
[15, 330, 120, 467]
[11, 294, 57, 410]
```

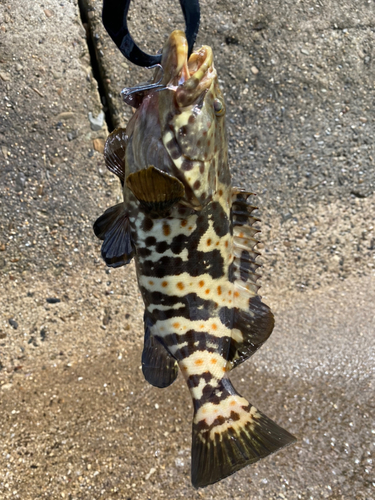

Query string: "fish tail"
[191, 379, 296, 488]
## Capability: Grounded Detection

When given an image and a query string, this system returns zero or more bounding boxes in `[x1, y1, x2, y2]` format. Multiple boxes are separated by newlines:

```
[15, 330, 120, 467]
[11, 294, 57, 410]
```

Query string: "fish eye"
[213, 98, 225, 116]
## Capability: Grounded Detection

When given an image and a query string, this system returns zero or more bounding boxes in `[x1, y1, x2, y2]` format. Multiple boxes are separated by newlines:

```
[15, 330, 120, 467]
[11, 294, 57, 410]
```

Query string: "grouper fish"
[94, 30, 296, 488]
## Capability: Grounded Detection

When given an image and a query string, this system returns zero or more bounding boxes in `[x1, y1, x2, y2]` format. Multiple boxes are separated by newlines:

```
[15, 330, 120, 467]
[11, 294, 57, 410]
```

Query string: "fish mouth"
[160, 30, 214, 106]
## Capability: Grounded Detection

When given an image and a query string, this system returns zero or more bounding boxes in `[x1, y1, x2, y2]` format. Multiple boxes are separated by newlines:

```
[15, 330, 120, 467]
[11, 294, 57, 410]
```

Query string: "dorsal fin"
[231, 188, 262, 292]
[104, 128, 128, 183]
[227, 188, 274, 369]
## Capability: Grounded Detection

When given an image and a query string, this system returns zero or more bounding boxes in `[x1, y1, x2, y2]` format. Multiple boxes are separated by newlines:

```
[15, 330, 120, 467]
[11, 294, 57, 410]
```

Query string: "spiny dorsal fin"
[231, 188, 262, 291]
[93, 203, 134, 268]
[227, 188, 274, 369]
[142, 315, 179, 388]
[104, 128, 128, 183]
[126, 165, 185, 215]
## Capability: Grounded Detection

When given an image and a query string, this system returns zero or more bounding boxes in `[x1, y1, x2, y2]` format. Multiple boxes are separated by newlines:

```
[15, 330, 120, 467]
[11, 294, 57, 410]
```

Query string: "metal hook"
[120, 64, 165, 107]
[102, 0, 200, 67]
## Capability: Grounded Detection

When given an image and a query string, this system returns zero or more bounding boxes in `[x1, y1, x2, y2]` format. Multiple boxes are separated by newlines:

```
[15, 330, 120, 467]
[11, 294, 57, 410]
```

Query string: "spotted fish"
[94, 30, 296, 488]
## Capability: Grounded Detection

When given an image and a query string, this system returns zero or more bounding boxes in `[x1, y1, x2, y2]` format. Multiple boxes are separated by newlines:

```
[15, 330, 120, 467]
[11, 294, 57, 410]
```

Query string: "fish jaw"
[155, 30, 228, 209]
[159, 30, 190, 87]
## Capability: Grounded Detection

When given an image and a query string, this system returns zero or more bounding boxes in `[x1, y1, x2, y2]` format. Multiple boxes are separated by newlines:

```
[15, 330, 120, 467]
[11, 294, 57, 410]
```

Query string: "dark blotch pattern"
[140, 288, 217, 322]
[209, 202, 230, 238]
[188, 372, 213, 387]
[145, 236, 157, 246]
[142, 217, 154, 232]
[155, 241, 169, 254]
[142, 250, 224, 279]
[181, 159, 194, 171]
[167, 137, 182, 160]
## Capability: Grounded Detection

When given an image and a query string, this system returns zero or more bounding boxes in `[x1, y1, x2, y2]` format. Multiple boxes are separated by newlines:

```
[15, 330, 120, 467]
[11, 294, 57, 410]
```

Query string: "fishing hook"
[102, 0, 201, 67]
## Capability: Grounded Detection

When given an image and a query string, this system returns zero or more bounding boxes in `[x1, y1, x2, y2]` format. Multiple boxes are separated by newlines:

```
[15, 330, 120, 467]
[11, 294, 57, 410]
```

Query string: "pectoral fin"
[126, 166, 185, 215]
[93, 203, 134, 268]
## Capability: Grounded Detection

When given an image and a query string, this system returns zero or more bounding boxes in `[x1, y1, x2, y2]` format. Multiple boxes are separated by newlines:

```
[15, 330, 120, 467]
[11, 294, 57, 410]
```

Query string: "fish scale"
[93, 29, 296, 489]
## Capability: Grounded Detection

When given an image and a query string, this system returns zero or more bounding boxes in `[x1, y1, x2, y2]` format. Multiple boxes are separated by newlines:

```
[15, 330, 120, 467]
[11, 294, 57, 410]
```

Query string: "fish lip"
[161, 31, 214, 98]
[160, 30, 190, 86]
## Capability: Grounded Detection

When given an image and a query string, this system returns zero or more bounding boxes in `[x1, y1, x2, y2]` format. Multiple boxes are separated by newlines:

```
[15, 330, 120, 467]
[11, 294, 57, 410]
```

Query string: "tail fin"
[191, 380, 296, 488]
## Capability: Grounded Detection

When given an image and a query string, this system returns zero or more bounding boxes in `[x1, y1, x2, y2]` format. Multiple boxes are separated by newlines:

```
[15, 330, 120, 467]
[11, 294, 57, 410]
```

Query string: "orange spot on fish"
[173, 322, 180, 329]
[148, 280, 154, 285]
[217, 286, 222, 295]
[239, 232, 244, 238]
[207, 238, 212, 246]
[177, 282, 184, 290]
[230, 400, 236, 406]
[211, 358, 217, 364]
[195, 359, 204, 366]
[216, 241, 219, 246]
[205, 289, 210, 295]
[199, 280, 204, 287]
[181, 219, 187, 227]
[212, 323, 217, 330]
[225, 241, 229, 248]
[234, 291, 240, 298]
[200, 324, 205, 329]
[162, 281, 168, 287]
[218, 189, 223, 196]
[163, 224, 170, 236]
[228, 290, 232, 295]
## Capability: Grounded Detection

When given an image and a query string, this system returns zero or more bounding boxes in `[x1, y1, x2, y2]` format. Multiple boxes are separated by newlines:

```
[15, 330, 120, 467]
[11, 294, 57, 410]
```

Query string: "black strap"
[102, 0, 200, 67]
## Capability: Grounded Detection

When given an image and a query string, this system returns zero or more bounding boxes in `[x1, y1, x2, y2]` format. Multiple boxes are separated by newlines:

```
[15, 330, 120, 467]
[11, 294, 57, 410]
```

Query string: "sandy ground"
[0, 0, 374, 499]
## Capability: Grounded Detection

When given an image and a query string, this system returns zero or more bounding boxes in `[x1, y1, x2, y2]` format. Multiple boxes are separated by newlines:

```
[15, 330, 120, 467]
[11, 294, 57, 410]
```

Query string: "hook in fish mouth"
[120, 64, 167, 108]
[120, 31, 215, 110]
[102, 0, 200, 67]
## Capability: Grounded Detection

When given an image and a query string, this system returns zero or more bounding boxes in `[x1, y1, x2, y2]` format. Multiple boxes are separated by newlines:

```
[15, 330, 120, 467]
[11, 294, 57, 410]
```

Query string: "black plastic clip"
[102, 0, 200, 67]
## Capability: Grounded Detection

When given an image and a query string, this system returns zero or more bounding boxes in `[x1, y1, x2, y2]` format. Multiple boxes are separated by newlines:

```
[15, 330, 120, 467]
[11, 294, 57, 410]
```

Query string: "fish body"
[94, 30, 296, 488]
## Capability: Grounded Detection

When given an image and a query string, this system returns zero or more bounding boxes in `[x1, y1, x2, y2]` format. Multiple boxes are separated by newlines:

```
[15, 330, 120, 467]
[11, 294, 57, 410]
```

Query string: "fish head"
[157, 30, 229, 208]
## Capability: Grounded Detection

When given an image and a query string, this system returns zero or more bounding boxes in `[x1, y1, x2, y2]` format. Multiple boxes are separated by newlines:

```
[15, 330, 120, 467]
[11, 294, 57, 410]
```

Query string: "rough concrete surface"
[0, 0, 374, 499]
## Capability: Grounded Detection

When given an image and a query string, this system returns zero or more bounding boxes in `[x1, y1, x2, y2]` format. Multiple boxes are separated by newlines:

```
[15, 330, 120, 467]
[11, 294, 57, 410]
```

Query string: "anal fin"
[93, 203, 134, 268]
[142, 316, 179, 388]
[126, 165, 185, 215]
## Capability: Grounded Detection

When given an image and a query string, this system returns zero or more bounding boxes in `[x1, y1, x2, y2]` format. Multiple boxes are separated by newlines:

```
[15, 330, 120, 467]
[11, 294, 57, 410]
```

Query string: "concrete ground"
[0, 0, 374, 499]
